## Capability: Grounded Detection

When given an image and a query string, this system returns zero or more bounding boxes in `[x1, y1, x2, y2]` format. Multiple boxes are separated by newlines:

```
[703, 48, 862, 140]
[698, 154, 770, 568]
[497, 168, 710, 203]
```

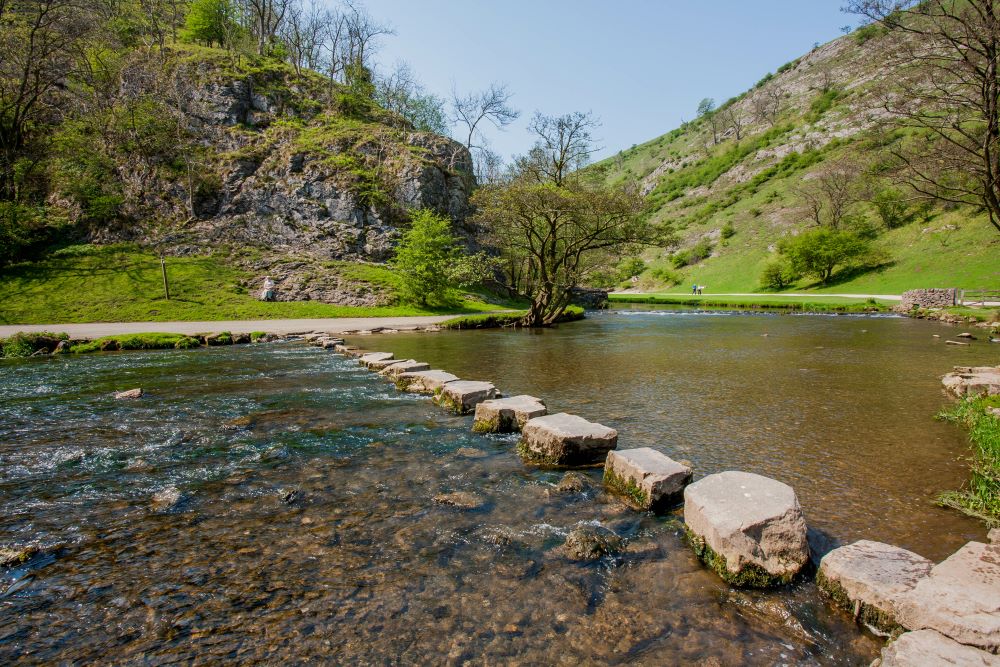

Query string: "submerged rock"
[874, 629, 1000, 666]
[683, 471, 809, 588]
[114, 388, 143, 400]
[151, 487, 184, 512]
[0, 546, 40, 568]
[432, 491, 486, 510]
[724, 591, 813, 644]
[817, 540, 932, 635]
[895, 541, 1000, 653]
[603, 447, 692, 512]
[549, 471, 593, 496]
[435, 380, 498, 415]
[472, 395, 547, 433]
[518, 413, 618, 467]
[563, 525, 624, 561]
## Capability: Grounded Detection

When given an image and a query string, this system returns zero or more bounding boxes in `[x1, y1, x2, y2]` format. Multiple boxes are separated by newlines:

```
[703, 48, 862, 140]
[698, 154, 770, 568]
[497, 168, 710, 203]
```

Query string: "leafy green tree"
[183, 0, 235, 48]
[871, 187, 913, 229]
[391, 209, 461, 306]
[778, 228, 874, 283]
[759, 258, 800, 290]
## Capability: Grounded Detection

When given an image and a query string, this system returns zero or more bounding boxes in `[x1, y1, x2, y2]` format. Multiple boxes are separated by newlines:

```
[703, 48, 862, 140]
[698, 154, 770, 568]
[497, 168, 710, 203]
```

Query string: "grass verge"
[937, 396, 1000, 528]
[609, 293, 890, 312]
[441, 305, 586, 329]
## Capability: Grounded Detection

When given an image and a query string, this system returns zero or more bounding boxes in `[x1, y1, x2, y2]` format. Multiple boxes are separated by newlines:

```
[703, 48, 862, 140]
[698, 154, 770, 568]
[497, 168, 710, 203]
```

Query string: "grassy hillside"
[0, 245, 506, 324]
[592, 28, 1000, 294]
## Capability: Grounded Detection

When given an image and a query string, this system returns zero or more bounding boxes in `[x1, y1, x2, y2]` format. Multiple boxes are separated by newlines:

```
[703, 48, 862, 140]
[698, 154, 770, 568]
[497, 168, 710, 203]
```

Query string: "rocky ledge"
[942, 366, 1000, 398]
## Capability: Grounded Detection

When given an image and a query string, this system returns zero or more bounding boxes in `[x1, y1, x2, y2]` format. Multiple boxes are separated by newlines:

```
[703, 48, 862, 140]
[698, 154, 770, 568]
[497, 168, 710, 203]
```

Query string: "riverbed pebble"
[435, 380, 499, 414]
[603, 448, 692, 512]
[683, 471, 810, 587]
[396, 370, 459, 393]
[817, 540, 932, 635]
[895, 541, 1000, 653]
[473, 395, 547, 433]
[519, 413, 618, 466]
[873, 629, 1000, 666]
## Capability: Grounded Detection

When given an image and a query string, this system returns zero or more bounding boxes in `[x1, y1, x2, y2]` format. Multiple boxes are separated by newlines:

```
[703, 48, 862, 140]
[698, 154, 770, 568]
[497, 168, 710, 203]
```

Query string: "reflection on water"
[0, 309, 992, 663]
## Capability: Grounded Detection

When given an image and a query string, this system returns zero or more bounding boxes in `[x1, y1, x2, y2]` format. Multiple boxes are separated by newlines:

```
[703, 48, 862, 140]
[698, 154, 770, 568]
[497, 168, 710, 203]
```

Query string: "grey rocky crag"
[603, 448, 692, 512]
[95, 57, 475, 305]
[472, 395, 547, 433]
[816, 540, 933, 635]
[518, 413, 618, 467]
[683, 471, 810, 588]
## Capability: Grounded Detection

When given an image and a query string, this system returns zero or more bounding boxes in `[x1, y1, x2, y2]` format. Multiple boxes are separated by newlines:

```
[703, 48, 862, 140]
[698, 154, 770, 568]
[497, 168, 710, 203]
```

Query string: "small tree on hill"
[183, 0, 235, 47]
[391, 209, 460, 306]
[778, 227, 874, 283]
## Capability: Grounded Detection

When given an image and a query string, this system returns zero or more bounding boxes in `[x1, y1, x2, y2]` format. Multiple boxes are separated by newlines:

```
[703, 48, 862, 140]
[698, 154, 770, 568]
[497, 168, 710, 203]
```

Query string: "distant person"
[691, 283, 698, 295]
[261, 276, 276, 301]
[697, 285, 705, 295]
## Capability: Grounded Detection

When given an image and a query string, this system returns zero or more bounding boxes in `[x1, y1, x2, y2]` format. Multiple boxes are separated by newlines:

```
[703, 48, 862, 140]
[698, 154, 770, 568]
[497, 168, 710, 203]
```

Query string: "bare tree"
[720, 105, 745, 141]
[241, 0, 290, 55]
[282, 0, 328, 76]
[752, 85, 784, 127]
[697, 97, 719, 144]
[795, 158, 863, 228]
[451, 82, 519, 154]
[341, 1, 392, 71]
[847, 0, 1000, 233]
[513, 111, 599, 187]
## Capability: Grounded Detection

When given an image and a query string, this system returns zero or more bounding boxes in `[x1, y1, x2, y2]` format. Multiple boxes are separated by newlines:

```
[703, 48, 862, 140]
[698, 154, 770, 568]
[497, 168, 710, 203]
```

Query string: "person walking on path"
[261, 276, 276, 301]
[691, 283, 698, 295]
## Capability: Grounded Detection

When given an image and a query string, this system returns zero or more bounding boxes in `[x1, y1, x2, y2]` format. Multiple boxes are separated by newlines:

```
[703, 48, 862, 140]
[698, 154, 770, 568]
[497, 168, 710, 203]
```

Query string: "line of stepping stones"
[306, 333, 1000, 665]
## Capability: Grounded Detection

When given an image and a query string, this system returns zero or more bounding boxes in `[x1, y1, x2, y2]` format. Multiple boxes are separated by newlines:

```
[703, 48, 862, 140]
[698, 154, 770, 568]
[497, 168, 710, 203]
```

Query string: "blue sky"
[363, 1, 852, 162]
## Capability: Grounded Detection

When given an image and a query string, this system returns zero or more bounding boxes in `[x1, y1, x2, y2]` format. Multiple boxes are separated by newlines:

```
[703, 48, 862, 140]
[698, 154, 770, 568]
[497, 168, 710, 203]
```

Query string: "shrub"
[650, 267, 682, 286]
[759, 259, 800, 290]
[720, 222, 736, 239]
[671, 239, 714, 268]
[778, 228, 876, 283]
[872, 188, 914, 229]
[616, 257, 647, 280]
[391, 209, 461, 307]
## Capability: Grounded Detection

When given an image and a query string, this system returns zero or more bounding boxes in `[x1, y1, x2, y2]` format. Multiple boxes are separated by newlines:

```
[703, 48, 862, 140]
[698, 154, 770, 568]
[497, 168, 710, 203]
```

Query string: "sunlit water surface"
[1, 306, 995, 664]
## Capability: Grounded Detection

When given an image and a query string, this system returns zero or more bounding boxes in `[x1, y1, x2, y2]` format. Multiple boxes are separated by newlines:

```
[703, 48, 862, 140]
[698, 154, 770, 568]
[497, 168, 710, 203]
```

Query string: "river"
[0, 306, 995, 664]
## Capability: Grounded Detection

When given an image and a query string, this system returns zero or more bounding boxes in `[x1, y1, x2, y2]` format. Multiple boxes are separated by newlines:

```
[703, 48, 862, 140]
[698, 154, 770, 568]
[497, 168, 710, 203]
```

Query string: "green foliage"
[806, 88, 845, 123]
[759, 258, 800, 290]
[0, 332, 68, 358]
[649, 266, 682, 285]
[937, 396, 1000, 527]
[872, 188, 914, 229]
[778, 227, 876, 283]
[182, 0, 236, 47]
[617, 257, 647, 280]
[70, 333, 202, 353]
[672, 238, 714, 268]
[853, 21, 888, 44]
[720, 222, 736, 240]
[391, 209, 462, 306]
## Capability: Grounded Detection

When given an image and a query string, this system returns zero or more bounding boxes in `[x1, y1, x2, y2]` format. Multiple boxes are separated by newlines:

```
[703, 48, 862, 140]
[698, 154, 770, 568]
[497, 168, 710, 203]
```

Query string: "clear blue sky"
[363, 1, 852, 162]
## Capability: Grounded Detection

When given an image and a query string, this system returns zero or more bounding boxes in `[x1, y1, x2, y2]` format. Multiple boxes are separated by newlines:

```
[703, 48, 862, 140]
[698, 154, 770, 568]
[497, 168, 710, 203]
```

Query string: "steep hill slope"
[593, 27, 1000, 294]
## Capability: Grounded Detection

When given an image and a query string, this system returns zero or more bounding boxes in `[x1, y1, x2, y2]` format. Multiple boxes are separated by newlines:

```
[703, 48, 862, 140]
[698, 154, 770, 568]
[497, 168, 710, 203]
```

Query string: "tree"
[183, 0, 235, 47]
[697, 97, 720, 144]
[472, 112, 662, 327]
[451, 82, 518, 178]
[751, 85, 784, 127]
[391, 209, 461, 306]
[375, 62, 448, 134]
[720, 105, 745, 141]
[846, 0, 1000, 234]
[795, 158, 863, 228]
[241, 0, 290, 55]
[778, 227, 873, 283]
[759, 258, 800, 290]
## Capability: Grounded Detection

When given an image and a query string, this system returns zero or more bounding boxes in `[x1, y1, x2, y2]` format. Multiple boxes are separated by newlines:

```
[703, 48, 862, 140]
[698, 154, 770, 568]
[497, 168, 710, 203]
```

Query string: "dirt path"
[0, 315, 462, 339]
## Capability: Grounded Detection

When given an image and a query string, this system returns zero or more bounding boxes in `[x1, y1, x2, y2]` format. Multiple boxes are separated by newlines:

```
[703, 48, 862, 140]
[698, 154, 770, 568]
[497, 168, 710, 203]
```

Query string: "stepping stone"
[817, 540, 932, 635]
[683, 471, 809, 588]
[472, 395, 547, 433]
[396, 370, 459, 393]
[518, 413, 618, 467]
[895, 541, 1000, 653]
[333, 344, 360, 354]
[603, 447, 692, 512]
[359, 352, 394, 368]
[434, 380, 498, 414]
[379, 360, 431, 379]
[875, 630, 1000, 666]
[366, 357, 403, 371]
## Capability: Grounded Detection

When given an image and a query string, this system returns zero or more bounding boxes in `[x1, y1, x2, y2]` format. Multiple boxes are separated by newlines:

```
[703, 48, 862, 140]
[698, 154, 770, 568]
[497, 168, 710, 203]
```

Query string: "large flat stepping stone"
[366, 357, 403, 371]
[683, 471, 809, 587]
[396, 370, 459, 393]
[518, 413, 618, 467]
[434, 380, 498, 414]
[817, 540, 932, 635]
[875, 630, 1000, 666]
[603, 447, 692, 511]
[359, 352, 394, 368]
[472, 395, 547, 433]
[379, 360, 431, 379]
[896, 541, 1000, 653]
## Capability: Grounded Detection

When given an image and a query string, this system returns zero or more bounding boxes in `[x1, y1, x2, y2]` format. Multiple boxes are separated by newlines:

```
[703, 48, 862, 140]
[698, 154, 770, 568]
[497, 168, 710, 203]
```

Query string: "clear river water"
[1, 305, 996, 664]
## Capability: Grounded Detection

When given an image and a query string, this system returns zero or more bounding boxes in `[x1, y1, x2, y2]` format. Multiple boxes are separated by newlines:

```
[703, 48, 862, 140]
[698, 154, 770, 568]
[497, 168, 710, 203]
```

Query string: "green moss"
[816, 569, 902, 635]
[603, 467, 649, 509]
[70, 333, 201, 354]
[516, 439, 566, 467]
[684, 526, 795, 588]
[471, 416, 501, 434]
[249, 331, 267, 343]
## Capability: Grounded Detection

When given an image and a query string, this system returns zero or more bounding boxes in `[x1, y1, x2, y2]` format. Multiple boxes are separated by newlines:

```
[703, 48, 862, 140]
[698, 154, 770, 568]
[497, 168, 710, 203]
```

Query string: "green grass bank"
[938, 396, 1000, 528]
[609, 293, 891, 313]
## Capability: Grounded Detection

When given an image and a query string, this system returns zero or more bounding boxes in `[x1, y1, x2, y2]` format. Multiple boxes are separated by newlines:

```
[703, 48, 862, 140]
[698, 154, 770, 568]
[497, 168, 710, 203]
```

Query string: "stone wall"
[569, 287, 611, 310]
[898, 289, 957, 311]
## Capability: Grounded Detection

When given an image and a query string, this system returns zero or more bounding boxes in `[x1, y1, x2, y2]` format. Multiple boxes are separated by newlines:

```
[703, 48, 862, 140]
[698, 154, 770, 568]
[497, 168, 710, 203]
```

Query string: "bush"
[391, 209, 461, 307]
[872, 188, 914, 229]
[720, 222, 736, 240]
[671, 239, 714, 268]
[0, 332, 69, 358]
[778, 228, 876, 283]
[759, 259, 800, 290]
[617, 257, 647, 280]
[650, 267, 682, 286]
